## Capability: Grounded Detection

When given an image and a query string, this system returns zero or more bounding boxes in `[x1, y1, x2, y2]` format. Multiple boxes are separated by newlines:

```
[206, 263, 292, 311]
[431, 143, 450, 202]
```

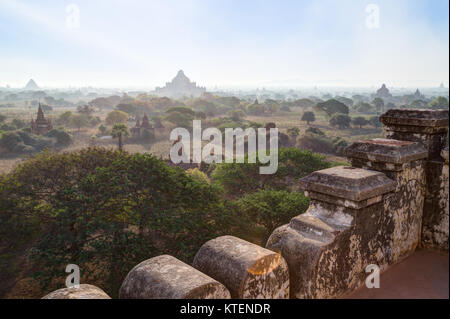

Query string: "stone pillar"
[193, 235, 289, 299]
[380, 109, 449, 251]
[119, 255, 231, 299]
[345, 138, 427, 261]
[42, 284, 111, 299]
[266, 166, 396, 298]
[421, 146, 449, 251]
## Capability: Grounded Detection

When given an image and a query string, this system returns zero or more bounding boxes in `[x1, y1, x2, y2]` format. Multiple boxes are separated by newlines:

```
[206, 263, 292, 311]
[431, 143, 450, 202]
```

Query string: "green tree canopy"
[352, 116, 369, 128]
[301, 111, 316, 125]
[315, 99, 349, 116]
[329, 113, 351, 129]
[429, 96, 449, 109]
[105, 110, 128, 126]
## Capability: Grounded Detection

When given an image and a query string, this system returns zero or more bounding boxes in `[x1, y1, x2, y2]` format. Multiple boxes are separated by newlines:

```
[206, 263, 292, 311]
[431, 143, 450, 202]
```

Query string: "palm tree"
[111, 124, 129, 151]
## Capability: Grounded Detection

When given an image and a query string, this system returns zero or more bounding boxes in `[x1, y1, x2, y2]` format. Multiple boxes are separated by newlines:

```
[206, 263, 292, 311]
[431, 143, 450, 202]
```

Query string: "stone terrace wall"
[43, 109, 449, 299]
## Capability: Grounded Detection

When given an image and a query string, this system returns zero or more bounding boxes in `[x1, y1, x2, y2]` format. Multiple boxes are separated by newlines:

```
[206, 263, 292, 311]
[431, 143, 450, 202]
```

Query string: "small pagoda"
[31, 103, 53, 135]
[131, 113, 154, 137]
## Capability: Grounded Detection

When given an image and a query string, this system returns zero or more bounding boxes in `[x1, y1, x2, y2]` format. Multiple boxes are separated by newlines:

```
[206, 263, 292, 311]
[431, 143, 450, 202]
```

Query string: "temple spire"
[37, 103, 45, 121]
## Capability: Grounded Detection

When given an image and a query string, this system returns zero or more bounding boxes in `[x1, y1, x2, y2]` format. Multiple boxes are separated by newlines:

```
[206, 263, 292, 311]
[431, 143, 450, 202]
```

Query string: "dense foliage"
[212, 148, 332, 197]
[0, 148, 228, 296]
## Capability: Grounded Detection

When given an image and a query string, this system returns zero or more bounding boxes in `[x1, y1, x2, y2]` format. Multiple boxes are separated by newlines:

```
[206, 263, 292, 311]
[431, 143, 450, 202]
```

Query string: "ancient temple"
[154, 70, 206, 98]
[414, 88, 424, 99]
[130, 114, 154, 137]
[31, 103, 52, 135]
[375, 83, 393, 99]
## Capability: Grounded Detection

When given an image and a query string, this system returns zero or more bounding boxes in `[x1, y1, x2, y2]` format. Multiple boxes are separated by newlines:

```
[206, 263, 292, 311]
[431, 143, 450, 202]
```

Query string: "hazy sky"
[0, 0, 448, 89]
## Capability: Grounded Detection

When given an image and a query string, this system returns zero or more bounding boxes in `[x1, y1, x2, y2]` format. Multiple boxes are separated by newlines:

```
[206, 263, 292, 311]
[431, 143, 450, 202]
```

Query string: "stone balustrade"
[43, 108, 449, 300]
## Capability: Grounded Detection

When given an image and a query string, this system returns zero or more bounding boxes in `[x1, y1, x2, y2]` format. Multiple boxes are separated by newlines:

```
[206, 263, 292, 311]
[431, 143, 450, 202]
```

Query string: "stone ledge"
[380, 109, 449, 130]
[299, 166, 396, 201]
[193, 235, 289, 299]
[119, 255, 230, 299]
[345, 138, 427, 164]
[42, 284, 111, 299]
[305, 190, 383, 209]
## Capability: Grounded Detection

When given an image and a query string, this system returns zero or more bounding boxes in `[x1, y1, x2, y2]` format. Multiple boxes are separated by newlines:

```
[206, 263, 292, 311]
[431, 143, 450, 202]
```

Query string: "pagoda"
[375, 84, 393, 99]
[154, 70, 206, 98]
[131, 113, 154, 137]
[31, 103, 52, 135]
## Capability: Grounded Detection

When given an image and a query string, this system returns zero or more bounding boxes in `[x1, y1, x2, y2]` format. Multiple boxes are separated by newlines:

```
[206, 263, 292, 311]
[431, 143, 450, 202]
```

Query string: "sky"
[0, 0, 448, 89]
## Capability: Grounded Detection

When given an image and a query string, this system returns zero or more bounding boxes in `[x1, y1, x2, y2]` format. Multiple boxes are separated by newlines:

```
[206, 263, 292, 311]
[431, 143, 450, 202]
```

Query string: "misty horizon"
[1, 0, 448, 89]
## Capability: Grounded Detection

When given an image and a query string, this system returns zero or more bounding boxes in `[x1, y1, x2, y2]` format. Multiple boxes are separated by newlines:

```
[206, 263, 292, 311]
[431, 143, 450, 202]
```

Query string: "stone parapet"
[379, 109, 449, 252]
[193, 236, 289, 299]
[267, 166, 396, 298]
[119, 255, 230, 299]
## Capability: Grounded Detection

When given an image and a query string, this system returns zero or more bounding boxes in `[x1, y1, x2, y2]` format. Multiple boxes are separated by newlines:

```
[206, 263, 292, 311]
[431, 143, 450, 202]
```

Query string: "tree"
[212, 148, 331, 197]
[77, 104, 95, 115]
[429, 96, 449, 109]
[70, 114, 90, 132]
[111, 124, 129, 151]
[315, 99, 349, 116]
[105, 110, 128, 126]
[301, 111, 316, 125]
[46, 129, 72, 147]
[368, 116, 382, 128]
[372, 98, 385, 113]
[334, 96, 354, 107]
[0, 114, 6, 124]
[164, 111, 193, 128]
[0, 148, 227, 296]
[98, 124, 107, 135]
[356, 102, 372, 113]
[329, 113, 351, 129]
[57, 111, 74, 126]
[228, 109, 245, 121]
[352, 116, 369, 128]
[234, 190, 309, 243]
[264, 99, 279, 114]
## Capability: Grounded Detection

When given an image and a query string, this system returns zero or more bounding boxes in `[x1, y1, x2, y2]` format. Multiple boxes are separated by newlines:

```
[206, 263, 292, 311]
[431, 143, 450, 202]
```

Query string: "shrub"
[45, 129, 72, 147]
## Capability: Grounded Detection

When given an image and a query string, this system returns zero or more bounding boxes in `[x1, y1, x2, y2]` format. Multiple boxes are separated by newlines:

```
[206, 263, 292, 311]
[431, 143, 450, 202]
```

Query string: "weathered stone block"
[119, 255, 230, 299]
[193, 235, 289, 299]
[380, 109, 448, 160]
[42, 284, 111, 299]
[298, 166, 396, 202]
[345, 138, 427, 166]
